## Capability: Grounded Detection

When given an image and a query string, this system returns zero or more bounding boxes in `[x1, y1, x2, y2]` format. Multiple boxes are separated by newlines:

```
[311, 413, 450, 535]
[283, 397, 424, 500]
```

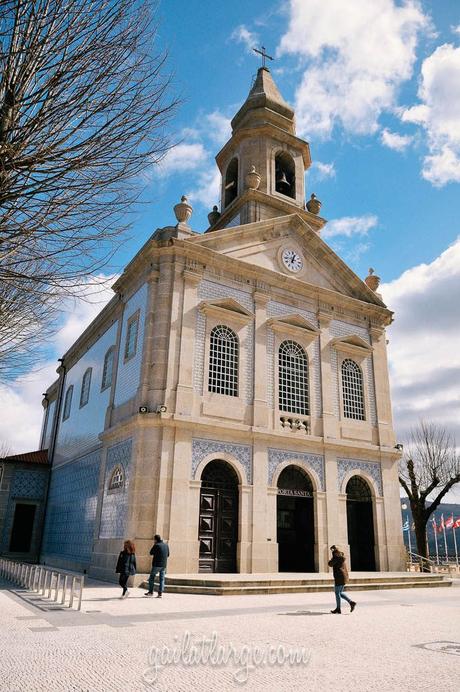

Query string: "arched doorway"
[198, 460, 239, 573]
[346, 476, 376, 571]
[277, 466, 315, 572]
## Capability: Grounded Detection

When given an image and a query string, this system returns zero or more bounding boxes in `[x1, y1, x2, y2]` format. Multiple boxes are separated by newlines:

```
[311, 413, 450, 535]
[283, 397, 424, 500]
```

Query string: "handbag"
[115, 552, 124, 574]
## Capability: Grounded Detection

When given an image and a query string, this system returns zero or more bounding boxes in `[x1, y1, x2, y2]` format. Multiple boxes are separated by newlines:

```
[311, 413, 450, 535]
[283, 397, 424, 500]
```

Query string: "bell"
[276, 170, 290, 193]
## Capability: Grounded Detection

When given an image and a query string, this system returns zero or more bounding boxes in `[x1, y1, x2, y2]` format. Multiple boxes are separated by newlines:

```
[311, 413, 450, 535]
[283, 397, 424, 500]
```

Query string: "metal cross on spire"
[253, 45, 273, 68]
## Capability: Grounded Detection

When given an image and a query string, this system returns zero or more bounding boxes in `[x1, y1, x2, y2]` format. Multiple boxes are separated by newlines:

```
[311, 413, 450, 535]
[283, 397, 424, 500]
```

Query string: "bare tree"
[0, 0, 178, 380]
[0, 440, 11, 457]
[399, 421, 460, 567]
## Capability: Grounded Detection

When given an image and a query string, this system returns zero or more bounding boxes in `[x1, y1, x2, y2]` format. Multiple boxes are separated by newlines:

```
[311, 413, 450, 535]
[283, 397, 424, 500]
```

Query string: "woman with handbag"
[115, 540, 137, 599]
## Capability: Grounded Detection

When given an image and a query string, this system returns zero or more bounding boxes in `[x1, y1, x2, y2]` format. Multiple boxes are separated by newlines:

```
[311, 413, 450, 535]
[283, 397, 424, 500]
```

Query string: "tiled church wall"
[113, 283, 148, 407]
[54, 322, 118, 465]
[41, 449, 101, 569]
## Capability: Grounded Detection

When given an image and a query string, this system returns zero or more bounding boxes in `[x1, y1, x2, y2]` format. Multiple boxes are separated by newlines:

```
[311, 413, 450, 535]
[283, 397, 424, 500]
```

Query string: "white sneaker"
[122, 590, 129, 599]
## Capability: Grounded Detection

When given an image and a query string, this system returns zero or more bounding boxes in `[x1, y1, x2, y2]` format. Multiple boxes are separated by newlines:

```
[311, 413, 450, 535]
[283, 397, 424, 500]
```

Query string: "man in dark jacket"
[144, 534, 170, 598]
[328, 545, 356, 614]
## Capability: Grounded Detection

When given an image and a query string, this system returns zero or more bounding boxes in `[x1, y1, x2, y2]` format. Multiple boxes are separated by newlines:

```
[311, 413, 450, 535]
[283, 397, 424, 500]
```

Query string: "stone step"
[157, 575, 444, 588]
[138, 575, 452, 595]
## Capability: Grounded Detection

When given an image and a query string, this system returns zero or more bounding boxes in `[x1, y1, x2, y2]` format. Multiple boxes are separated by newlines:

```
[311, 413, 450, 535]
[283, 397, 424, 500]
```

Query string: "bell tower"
[208, 66, 323, 232]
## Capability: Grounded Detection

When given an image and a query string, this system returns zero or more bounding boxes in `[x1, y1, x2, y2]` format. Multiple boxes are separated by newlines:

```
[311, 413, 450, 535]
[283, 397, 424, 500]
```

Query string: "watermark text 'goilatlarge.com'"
[142, 631, 311, 685]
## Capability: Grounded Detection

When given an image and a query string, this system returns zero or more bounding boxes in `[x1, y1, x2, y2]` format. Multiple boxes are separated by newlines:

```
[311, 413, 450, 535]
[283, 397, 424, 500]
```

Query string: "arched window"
[279, 340, 309, 415]
[62, 385, 73, 421]
[79, 367, 92, 408]
[275, 151, 296, 199]
[208, 325, 239, 397]
[109, 464, 124, 490]
[341, 358, 365, 420]
[346, 475, 372, 501]
[224, 157, 238, 207]
[101, 346, 115, 391]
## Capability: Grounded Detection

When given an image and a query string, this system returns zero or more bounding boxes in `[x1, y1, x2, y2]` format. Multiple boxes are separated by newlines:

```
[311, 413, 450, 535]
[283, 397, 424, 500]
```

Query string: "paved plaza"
[1, 577, 459, 691]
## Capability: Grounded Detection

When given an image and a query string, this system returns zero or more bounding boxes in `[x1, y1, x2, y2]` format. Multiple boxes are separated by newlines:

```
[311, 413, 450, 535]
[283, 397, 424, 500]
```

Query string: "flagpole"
[407, 514, 412, 554]
[453, 525, 458, 567]
[433, 518, 439, 564]
[441, 514, 448, 562]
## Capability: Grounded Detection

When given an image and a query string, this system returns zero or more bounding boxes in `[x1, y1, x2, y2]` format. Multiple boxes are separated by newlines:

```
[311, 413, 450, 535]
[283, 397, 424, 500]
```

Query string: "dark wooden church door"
[198, 460, 238, 573]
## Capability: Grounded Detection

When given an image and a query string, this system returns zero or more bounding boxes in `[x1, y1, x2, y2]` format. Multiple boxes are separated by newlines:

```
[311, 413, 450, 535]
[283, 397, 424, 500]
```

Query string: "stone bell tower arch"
[210, 66, 315, 230]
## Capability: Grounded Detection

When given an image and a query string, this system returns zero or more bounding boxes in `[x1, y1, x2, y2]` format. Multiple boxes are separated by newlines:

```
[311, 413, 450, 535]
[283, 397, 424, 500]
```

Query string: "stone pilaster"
[370, 325, 395, 448]
[252, 290, 270, 428]
[175, 269, 202, 416]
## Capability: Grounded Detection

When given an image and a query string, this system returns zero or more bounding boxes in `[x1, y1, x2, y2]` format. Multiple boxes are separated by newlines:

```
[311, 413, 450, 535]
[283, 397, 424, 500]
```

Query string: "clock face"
[282, 248, 303, 273]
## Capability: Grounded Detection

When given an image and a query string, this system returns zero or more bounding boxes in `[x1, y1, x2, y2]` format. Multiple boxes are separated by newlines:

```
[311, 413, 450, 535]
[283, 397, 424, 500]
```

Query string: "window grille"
[80, 368, 92, 407]
[101, 346, 115, 390]
[109, 465, 124, 490]
[341, 358, 365, 420]
[346, 475, 372, 502]
[62, 385, 73, 420]
[208, 325, 239, 396]
[125, 313, 139, 360]
[278, 340, 309, 415]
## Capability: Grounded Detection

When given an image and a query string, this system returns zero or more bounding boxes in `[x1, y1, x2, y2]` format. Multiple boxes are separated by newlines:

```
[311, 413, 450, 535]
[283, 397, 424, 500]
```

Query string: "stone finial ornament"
[173, 195, 193, 224]
[245, 165, 261, 190]
[207, 205, 221, 226]
[365, 267, 381, 291]
[306, 193, 321, 215]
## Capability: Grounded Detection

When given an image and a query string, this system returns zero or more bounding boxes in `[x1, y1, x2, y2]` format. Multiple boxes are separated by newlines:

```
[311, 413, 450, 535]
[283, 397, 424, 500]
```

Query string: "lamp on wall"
[155, 405, 167, 414]
[394, 443, 404, 452]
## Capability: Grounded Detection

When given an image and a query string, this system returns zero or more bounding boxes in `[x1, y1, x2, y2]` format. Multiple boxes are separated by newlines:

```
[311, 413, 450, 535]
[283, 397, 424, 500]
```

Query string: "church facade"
[38, 67, 405, 579]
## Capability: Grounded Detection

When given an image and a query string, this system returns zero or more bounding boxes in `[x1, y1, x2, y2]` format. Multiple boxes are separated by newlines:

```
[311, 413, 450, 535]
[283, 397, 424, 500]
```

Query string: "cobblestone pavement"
[1, 578, 459, 692]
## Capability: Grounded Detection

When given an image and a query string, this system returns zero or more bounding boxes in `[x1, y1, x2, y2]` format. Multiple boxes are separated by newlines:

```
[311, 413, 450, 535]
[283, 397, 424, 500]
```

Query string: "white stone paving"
[1, 578, 459, 691]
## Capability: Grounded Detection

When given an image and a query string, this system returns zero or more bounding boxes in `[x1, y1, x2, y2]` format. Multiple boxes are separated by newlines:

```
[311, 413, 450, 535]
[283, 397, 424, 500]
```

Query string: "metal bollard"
[77, 576, 84, 611]
[61, 575, 68, 606]
[47, 572, 55, 599]
[53, 573, 61, 602]
[69, 576, 76, 608]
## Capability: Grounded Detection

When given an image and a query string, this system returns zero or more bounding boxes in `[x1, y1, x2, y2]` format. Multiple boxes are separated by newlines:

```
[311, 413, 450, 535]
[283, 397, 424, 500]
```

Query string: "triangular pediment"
[267, 313, 319, 333]
[187, 214, 385, 308]
[331, 334, 373, 357]
[198, 298, 253, 323]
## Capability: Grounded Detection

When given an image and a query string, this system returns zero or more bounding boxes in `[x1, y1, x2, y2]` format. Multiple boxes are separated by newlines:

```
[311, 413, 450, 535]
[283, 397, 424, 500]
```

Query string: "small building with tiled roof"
[0, 449, 50, 561]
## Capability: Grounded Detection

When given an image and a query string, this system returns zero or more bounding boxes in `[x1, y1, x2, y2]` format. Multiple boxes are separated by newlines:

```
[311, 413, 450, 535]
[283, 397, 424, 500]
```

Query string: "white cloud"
[402, 44, 460, 185]
[158, 142, 208, 176]
[278, 0, 429, 138]
[312, 161, 336, 179]
[204, 111, 231, 145]
[323, 214, 378, 239]
[381, 237, 460, 445]
[0, 280, 115, 454]
[187, 167, 221, 210]
[381, 128, 414, 151]
[230, 25, 259, 53]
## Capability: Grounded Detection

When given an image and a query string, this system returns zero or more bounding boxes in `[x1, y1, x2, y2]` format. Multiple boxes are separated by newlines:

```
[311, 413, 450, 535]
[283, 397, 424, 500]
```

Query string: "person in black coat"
[115, 540, 137, 599]
[144, 534, 170, 598]
[328, 545, 356, 614]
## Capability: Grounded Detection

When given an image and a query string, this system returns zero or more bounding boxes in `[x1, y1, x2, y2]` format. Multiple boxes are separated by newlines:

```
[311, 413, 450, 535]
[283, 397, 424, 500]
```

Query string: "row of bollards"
[0, 558, 84, 611]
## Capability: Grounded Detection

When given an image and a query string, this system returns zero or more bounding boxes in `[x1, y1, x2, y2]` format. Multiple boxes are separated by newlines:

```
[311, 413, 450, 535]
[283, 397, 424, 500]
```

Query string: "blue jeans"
[334, 585, 353, 609]
[148, 566, 166, 594]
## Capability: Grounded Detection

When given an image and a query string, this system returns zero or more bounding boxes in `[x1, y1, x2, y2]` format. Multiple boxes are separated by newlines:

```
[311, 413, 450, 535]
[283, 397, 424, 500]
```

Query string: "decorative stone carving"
[207, 205, 221, 226]
[192, 438, 253, 484]
[337, 458, 383, 496]
[306, 193, 322, 215]
[364, 268, 381, 291]
[245, 165, 261, 190]
[268, 448, 325, 490]
[174, 195, 193, 224]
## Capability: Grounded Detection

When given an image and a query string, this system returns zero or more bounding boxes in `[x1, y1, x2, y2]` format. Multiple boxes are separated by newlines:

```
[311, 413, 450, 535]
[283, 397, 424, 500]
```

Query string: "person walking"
[115, 540, 137, 599]
[328, 545, 356, 614]
[144, 534, 169, 598]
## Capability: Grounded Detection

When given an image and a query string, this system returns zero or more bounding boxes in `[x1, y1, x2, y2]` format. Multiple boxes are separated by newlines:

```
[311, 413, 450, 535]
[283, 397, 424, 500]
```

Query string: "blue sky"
[1, 0, 460, 503]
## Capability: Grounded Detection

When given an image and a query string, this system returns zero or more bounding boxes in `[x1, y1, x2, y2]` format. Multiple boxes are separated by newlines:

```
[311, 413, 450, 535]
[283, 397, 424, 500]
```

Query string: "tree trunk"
[413, 518, 430, 572]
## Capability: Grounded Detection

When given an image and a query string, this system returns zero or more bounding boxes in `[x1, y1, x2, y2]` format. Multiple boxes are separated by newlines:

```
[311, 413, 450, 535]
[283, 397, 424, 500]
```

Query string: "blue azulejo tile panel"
[41, 449, 101, 564]
[99, 439, 133, 539]
[113, 283, 148, 407]
[54, 321, 118, 464]
[337, 458, 383, 496]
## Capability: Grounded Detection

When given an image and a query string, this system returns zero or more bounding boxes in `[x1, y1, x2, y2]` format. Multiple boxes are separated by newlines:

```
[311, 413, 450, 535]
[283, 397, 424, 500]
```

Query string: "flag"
[445, 514, 454, 529]
[432, 516, 437, 530]
[437, 514, 445, 533]
[402, 519, 409, 531]
[454, 517, 460, 529]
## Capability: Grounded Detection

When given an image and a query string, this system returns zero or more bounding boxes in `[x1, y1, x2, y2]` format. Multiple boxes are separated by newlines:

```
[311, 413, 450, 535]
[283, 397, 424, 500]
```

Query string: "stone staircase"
[138, 572, 452, 596]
